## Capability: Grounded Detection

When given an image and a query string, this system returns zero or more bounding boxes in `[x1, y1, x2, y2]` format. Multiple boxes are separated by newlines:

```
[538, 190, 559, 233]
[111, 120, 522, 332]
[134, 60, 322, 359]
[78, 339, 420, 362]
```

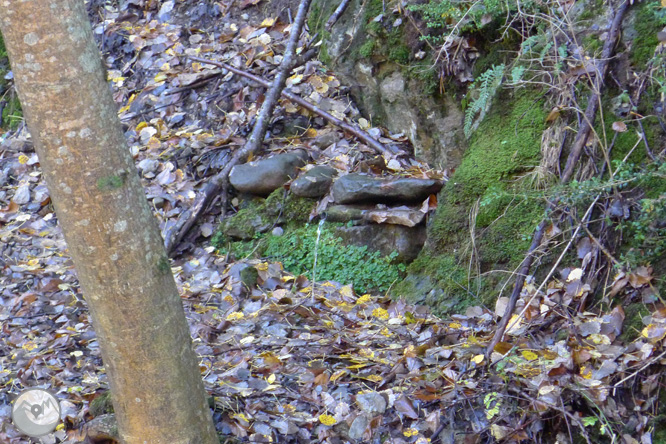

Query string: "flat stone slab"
[325, 202, 428, 227]
[291, 165, 337, 198]
[332, 173, 443, 204]
[230, 150, 308, 196]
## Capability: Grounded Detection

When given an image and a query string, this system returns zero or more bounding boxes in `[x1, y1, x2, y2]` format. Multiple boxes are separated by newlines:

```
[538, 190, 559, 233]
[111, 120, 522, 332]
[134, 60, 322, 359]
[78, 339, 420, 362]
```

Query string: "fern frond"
[464, 64, 504, 138]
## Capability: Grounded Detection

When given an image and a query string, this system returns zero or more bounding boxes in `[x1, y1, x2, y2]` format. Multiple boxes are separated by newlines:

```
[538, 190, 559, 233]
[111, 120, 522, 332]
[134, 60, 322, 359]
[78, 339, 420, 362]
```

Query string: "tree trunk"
[0, 2, 218, 443]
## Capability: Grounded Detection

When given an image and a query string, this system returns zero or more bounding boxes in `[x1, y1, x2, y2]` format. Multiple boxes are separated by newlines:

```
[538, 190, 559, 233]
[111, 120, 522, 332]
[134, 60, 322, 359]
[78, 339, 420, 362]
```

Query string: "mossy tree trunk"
[0, 2, 217, 443]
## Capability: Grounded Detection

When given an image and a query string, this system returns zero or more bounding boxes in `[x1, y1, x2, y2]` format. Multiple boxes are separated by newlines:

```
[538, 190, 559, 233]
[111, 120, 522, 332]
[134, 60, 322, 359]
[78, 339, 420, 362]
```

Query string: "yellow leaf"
[18, 155, 29, 164]
[319, 414, 337, 426]
[340, 285, 354, 298]
[330, 369, 347, 383]
[364, 374, 383, 383]
[471, 354, 485, 364]
[448, 322, 462, 329]
[403, 428, 419, 437]
[23, 341, 38, 351]
[147, 136, 161, 150]
[226, 311, 244, 321]
[261, 17, 276, 27]
[136, 121, 148, 131]
[521, 350, 538, 361]
[356, 294, 372, 305]
[346, 363, 369, 369]
[372, 307, 389, 320]
[154, 72, 167, 83]
[267, 374, 276, 384]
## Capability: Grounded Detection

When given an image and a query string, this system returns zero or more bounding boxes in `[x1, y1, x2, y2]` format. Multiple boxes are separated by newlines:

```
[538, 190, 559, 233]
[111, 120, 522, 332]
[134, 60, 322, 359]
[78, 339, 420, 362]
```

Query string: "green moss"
[96, 173, 126, 191]
[0, 31, 22, 131]
[453, 89, 547, 201]
[358, 40, 375, 59]
[629, 1, 665, 70]
[582, 34, 603, 55]
[156, 256, 171, 274]
[89, 391, 114, 416]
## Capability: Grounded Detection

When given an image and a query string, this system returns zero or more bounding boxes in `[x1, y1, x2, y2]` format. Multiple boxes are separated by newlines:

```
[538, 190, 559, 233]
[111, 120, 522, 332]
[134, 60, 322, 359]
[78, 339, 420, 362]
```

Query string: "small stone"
[355, 391, 386, 414]
[348, 414, 370, 440]
[272, 227, 284, 236]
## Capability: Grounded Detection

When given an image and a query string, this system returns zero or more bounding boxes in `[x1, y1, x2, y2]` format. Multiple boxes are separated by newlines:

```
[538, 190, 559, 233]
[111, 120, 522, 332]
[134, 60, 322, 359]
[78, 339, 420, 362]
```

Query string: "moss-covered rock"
[215, 189, 316, 243]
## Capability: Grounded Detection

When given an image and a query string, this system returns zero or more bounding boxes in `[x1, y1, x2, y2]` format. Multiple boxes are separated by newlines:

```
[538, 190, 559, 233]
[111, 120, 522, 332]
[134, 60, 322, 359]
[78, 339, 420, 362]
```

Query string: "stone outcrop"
[308, 0, 466, 170]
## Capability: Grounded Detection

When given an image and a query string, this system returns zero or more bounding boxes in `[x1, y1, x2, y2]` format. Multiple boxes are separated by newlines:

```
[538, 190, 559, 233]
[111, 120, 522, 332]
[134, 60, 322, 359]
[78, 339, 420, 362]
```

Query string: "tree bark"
[0, 2, 217, 443]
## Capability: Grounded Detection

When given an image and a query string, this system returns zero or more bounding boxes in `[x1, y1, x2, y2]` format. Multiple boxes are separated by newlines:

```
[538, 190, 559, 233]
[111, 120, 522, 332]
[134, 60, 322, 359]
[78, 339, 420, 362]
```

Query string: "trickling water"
[311, 215, 327, 303]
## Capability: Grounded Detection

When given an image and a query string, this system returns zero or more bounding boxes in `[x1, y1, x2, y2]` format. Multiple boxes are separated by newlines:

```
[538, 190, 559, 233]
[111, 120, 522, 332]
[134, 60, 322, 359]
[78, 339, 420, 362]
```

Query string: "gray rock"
[137, 158, 160, 174]
[333, 224, 426, 263]
[348, 414, 370, 440]
[303, 0, 467, 169]
[355, 391, 386, 414]
[12, 183, 31, 205]
[332, 173, 443, 204]
[291, 165, 337, 198]
[311, 131, 342, 149]
[230, 151, 308, 196]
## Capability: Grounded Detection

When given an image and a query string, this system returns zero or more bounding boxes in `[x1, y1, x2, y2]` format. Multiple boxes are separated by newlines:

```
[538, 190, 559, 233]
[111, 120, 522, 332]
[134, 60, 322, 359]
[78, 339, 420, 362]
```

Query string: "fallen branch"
[163, 0, 313, 254]
[485, 0, 629, 357]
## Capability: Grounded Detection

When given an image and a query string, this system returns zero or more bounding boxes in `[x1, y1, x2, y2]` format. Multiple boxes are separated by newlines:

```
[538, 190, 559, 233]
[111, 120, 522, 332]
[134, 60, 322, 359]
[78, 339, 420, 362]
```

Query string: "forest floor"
[1, 0, 665, 443]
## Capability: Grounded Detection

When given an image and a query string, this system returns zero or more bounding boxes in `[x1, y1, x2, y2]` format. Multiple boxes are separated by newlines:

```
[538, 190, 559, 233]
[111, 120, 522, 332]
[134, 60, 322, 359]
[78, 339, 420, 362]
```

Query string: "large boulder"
[331, 173, 443, 204]
[229, 150, 308, 195]
[291, 165, 337, 198]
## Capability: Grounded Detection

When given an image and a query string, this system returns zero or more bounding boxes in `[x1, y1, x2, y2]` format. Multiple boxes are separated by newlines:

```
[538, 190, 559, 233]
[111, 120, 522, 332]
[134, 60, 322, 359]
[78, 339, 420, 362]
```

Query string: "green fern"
[464, 64, 504, 138]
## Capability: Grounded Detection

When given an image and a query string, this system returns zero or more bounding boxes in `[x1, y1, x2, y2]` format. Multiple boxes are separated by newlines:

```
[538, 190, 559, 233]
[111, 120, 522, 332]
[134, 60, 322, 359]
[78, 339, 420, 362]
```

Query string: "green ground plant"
[213, 223, 406, 294]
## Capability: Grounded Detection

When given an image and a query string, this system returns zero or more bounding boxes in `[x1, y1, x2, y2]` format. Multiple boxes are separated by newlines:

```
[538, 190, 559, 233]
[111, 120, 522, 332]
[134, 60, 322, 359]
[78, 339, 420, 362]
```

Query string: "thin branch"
[325, 0, 352, 31]
[560, 0, 629, 182]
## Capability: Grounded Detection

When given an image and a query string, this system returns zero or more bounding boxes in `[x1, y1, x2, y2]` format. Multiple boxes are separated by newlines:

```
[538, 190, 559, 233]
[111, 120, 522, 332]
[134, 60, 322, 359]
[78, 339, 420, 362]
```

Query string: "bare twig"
[244, 0, 314, 156]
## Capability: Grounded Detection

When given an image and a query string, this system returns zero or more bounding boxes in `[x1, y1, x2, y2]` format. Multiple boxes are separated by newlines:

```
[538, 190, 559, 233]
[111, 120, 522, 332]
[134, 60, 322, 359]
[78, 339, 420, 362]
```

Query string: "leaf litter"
[0, 0, 664, 443]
